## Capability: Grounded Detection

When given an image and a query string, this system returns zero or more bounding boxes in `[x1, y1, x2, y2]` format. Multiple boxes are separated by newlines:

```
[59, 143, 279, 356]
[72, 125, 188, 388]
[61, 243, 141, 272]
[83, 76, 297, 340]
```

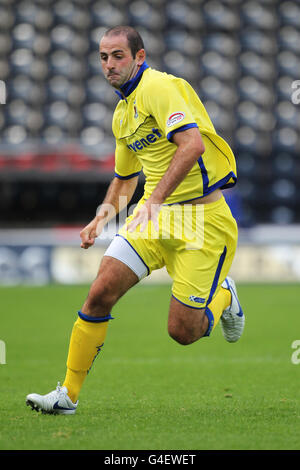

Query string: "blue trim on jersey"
[203, 247, 228, 337]
[206, 246, 227, 307]
[167, 123, 198, 142]
[151, 171, 237, 207]
[197, 156, 209, 194]
[208, 171, 237, 191]
[203, 307, 214, 337]
[115, 234, 150, 276]
[78, 311, 114, 323]
[115, 61, 149, 100]
[115, 171, 141, 180]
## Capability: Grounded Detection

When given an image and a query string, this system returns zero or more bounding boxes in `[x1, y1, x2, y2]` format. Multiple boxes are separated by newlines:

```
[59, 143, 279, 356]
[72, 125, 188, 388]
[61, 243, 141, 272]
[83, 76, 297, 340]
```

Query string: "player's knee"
[168, 317, 208, 345]
[83, 279, 119, 316]
[168, 324, 196, 346]
[169, 332, 194, 345]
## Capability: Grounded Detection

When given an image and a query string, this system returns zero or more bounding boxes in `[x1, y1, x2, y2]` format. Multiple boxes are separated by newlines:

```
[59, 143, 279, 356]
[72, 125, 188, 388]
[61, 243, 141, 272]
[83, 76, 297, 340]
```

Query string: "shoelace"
[54, 382, 67, 399]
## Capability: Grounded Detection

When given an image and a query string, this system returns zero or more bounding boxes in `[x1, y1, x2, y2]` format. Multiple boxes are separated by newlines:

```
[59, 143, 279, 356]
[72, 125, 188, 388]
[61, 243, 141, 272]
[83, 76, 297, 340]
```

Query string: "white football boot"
[26, 382, 77, 415]
[220, 277, 245, 343]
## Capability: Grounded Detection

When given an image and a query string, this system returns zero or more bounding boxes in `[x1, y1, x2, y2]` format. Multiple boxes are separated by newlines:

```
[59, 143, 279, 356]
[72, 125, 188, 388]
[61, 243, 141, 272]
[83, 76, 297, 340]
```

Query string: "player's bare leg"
[81, 255, 139, 317]
[61, 255, 139, 403]
[26, 256, 139, 414]
[167, 297, 209, 345]
[168, 278, 244, 345]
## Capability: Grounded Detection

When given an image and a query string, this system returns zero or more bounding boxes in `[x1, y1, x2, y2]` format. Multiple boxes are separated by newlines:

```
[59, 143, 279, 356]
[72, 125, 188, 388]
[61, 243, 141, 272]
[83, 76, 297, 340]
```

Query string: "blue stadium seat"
[201, 51, 238, 80]
[272, 126, 300, 153]
[279, 1, 300, 27]
[49, 50, 86, 79]
[276, 100, 300, 129]
[53, 1, 90, 28]
[241, 1, 278, 30]
[238, 76, 275, 107]
[8, 75, 46, 108]
[166, 1, 203, 29]
[12, 23, 36, 49]
[0, 5, 15, 32]
[203, 0, 240, 30]
[203, 33, 240, 57]
[235, 126, 273, 156]
[278, 26, 300, 54]
[276, 75, 297, 100]
[82, 102, 107, 128]
[165, 30, 200, 56]
[237, 101, 275, 132]
[239, 51, 276, 81]
[91, 1, 127, 27]
[3, 124, 28, 146]
[276, 50, 300, 76]
[240, 29, 277, 55]
[201, 100, 235, 134]
[200, 76, 238, 107]
[85, 76, 117, 106]
[163, 50, 199, 81]
[90, 26, 108, 51]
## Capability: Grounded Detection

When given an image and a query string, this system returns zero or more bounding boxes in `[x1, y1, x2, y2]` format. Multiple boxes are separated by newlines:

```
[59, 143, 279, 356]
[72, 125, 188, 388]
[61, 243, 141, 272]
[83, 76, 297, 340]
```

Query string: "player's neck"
[116, 63, 140, 91]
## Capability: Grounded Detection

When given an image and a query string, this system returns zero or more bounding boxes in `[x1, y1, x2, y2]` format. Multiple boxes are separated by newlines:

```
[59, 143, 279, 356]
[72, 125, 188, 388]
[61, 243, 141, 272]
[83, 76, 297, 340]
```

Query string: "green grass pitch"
[0, 283, 299, 450]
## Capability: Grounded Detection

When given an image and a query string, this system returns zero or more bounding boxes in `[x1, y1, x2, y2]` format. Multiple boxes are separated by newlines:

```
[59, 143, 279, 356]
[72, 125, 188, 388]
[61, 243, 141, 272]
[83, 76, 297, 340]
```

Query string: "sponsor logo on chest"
[127, 128, 162, 152]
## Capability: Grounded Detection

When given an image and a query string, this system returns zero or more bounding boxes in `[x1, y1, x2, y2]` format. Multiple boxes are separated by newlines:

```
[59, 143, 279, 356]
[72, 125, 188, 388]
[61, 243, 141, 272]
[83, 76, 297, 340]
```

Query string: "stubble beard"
[107, 61, 139, 90]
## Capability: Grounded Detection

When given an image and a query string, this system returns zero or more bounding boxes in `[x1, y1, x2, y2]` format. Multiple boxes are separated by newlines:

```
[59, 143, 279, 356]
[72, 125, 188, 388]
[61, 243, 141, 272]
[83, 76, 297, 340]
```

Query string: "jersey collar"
[115, 61, 149, 100]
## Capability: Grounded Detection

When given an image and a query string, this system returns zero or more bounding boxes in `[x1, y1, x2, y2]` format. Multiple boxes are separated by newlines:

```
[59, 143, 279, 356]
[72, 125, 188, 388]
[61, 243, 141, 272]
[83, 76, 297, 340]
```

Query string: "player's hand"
[126, 201, 161, 233]
[80, 215, 106, 249]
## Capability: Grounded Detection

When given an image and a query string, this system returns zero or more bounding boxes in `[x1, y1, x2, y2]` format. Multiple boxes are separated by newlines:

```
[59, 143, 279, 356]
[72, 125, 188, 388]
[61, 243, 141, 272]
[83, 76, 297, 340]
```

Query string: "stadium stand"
[0, 0, 299, 227]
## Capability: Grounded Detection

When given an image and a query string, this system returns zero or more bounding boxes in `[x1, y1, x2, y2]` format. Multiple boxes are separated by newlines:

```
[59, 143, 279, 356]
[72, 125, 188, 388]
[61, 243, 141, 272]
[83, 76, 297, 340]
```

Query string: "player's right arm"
[80, 175, 139, 249]
[80, 136, 142, 249]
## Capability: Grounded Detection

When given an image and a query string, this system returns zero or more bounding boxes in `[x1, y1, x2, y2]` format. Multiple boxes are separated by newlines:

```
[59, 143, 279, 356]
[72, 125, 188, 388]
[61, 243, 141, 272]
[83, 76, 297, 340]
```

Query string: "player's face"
[100, 34, 144, 89]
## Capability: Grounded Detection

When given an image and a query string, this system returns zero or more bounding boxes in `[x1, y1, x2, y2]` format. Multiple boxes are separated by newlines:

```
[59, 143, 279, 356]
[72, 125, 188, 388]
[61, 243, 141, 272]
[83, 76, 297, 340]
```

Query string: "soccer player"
[26, 26, 245, 414]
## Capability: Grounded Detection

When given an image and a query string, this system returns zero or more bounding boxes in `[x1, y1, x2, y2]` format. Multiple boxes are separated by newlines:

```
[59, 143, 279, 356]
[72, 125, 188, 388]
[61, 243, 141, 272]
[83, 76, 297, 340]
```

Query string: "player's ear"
[135, 49, 146, 66]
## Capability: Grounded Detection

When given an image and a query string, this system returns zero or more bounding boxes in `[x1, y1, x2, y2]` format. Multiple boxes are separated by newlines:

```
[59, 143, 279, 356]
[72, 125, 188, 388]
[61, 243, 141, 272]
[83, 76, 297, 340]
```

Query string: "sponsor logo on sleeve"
[166, 112, 185, 127]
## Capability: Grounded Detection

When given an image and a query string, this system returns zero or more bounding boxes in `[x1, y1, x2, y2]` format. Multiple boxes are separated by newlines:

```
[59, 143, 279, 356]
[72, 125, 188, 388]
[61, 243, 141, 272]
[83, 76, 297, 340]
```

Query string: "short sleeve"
[114, 137, 143, 180]
[141, 77, 198, 141]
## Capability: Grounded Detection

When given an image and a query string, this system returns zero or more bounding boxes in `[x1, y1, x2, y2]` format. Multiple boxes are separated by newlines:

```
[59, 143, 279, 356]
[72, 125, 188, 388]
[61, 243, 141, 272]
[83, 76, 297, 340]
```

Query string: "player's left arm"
[127, 127, 205, 232]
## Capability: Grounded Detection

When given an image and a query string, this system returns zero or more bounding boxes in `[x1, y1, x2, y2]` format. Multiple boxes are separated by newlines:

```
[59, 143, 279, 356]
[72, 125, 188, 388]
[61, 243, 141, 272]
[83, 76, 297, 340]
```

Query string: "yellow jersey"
[112, 62, 237, 204]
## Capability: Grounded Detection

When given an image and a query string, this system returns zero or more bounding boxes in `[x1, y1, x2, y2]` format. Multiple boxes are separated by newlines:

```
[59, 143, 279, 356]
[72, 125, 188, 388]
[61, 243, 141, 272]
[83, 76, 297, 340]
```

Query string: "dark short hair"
[103, 26, 144, 58]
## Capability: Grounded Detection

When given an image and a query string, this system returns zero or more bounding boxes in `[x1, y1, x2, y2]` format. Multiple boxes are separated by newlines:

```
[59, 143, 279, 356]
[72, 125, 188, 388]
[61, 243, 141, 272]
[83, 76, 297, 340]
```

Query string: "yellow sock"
[63, 369, 87, 404]
[62, 311, 112, 403]
[206, 287, 231, 335]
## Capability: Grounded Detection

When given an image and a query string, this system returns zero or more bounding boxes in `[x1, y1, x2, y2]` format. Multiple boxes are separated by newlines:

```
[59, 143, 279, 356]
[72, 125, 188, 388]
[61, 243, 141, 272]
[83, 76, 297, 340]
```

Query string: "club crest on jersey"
[166, 112, 185, 127]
